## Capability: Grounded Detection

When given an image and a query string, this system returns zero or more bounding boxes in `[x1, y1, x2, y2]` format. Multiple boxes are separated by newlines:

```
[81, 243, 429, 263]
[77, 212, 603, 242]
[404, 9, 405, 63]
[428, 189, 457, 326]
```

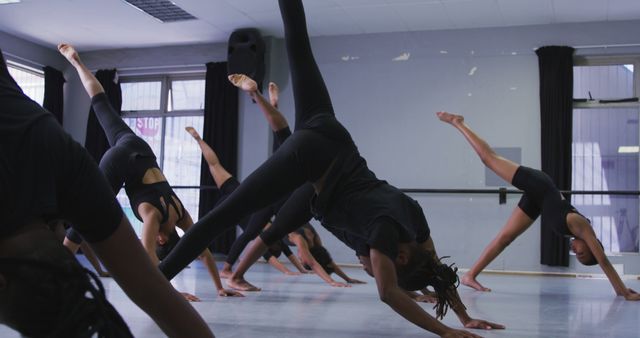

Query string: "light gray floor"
[2, 258, 640, 337]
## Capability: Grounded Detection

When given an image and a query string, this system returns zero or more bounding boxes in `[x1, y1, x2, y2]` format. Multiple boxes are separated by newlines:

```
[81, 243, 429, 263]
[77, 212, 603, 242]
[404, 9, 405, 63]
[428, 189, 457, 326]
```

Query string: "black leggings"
[159, 0, 344, 279]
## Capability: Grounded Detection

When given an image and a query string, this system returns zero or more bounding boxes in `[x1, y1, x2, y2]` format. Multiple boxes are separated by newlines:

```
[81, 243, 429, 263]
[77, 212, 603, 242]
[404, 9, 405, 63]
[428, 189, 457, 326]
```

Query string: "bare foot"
[461, 273, 491, 292]
[185, 126, 201, 140]
[436, 111, 464, 126]
[228, 74, 258, 92]
[227, 276, 261, 291]
[268, 82, 279, 107]
[219, 268, 233, 279]
[57, 43, 81, 66]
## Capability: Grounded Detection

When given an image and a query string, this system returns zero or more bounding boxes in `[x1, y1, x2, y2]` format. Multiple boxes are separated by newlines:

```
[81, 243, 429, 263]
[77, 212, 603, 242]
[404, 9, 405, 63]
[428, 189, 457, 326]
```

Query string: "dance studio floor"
[2, 258, 640, 337]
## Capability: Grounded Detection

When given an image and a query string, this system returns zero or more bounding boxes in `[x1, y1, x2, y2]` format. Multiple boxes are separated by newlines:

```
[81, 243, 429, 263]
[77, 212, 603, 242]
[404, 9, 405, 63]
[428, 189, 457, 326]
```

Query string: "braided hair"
[0, 257, 133, 338]
[397, 249, 461, 319]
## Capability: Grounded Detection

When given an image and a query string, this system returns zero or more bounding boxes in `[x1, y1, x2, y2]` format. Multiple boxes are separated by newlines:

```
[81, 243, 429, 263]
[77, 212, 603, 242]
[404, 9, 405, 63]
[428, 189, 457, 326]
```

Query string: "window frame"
[572, 54, 640, 255]
[573, 55, 640, 109]
[120, 73, 205, 169]
[5, 58, 45, 105]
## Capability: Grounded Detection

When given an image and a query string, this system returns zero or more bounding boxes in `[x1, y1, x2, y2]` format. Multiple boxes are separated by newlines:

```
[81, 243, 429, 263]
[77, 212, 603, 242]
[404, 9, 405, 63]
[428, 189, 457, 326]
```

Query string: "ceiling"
[1, 0, 640, 51]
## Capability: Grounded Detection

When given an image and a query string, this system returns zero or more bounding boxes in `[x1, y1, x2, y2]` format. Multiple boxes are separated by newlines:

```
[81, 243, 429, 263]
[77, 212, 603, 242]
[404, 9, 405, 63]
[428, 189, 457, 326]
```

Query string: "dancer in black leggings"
[185, 124, 308, 278]
[188, 83, 357, 287]
[159, 1, 502, 336]
[437, 111, 640, 300]
[0, 49, 212, 337]
[59, 43, 240, 299]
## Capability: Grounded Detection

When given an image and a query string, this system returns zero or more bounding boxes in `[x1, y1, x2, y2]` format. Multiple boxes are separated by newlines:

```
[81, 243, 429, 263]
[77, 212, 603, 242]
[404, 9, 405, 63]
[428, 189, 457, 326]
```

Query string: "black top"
[121, 144, 184, 224]
[310, 125, 430, 259]
[512, 166, 582, 237]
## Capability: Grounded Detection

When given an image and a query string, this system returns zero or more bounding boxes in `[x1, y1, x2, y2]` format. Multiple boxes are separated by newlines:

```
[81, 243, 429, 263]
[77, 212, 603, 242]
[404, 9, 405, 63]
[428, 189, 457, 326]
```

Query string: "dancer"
[285, 223, 366, 286]
[185, 124, 308, 277]
[187, 84, 356, 286]
[437, 111, 640, 300]
[160, 1, 503, 336]
[0, 49, 212, 337]
[59, 43, 239, 299]
[219, 82, 308, 279]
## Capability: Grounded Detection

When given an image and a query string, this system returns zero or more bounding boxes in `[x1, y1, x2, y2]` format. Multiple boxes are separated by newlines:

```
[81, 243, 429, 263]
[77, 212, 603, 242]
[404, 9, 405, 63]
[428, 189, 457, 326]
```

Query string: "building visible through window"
[7, 60, 44, 105]
[573, 59, 639, 253]
[118, 75, 205, 236]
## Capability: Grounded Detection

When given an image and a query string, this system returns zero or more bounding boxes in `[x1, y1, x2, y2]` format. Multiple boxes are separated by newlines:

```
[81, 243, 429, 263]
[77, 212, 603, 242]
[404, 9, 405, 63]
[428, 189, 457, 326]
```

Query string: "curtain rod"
[90, 63, 206, 73]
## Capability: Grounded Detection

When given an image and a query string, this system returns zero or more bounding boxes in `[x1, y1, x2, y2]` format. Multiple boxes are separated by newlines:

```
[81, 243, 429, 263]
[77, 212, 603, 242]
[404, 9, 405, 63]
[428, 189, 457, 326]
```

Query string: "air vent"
[123, 0, 196, 23]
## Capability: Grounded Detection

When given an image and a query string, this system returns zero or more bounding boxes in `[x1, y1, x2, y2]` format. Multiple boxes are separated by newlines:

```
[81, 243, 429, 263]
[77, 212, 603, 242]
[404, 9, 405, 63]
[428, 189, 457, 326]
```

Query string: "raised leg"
[278, 0, 334, 129]
[437, 112, 519, 184]
[59, 43, 133, 146]
[229, 184, 314, 290]
[229, 75, 289, 132]
[462, 207, 535, 291]
[186, 126, 232, 188]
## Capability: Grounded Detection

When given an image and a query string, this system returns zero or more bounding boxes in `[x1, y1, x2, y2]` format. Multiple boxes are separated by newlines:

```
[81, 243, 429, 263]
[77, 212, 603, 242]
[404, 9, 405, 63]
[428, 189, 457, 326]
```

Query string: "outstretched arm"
[421, 238, 505, 330]
[290, 234, 349, 287]
[285, 253, 310, 273]
[266, 256, 300, 275]
[331, 262, 366, 284]
[369, 248, 475, 337]
[79, 241, 110, 277]
[571, 217, 640, 300]
[58, 44, 104, 98]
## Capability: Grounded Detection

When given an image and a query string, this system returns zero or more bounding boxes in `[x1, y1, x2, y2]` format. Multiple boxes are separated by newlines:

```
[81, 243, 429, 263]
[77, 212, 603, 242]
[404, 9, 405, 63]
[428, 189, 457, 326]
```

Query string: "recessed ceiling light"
[123, 0, 196, 23]
[0, 0, 21, 4]
[618, 146, 639, 153]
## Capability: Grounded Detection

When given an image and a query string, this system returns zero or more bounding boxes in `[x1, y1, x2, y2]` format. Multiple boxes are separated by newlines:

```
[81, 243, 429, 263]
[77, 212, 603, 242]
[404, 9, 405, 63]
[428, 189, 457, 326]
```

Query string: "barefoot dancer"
[59, 43, 239, 299]
[286, 223, 367, 285]
[437, 111, 640, 300]
[185, 125, 307, 278]
[159, 1, 503, 336]
[0, 49, 213, 337]
[189, 83, 356, 287]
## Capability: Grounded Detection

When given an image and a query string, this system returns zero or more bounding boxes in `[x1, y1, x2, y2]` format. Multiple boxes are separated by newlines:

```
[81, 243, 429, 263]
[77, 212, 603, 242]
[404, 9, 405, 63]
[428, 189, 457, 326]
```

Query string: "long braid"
[397, 253, 462, 320]
[425, 257, 461, 319]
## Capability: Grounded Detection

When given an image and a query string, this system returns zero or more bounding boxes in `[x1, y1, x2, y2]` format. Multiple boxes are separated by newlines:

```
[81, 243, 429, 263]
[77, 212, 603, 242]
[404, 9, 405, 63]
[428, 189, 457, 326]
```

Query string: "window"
[572, 56, 640, 253]
[7, 60, 44, 105]
[118, 75, 205, 235]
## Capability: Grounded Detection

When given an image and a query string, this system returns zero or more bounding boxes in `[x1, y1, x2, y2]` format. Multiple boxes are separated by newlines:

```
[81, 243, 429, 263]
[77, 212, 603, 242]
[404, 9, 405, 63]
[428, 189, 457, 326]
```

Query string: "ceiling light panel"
[123, 0, 196, 23]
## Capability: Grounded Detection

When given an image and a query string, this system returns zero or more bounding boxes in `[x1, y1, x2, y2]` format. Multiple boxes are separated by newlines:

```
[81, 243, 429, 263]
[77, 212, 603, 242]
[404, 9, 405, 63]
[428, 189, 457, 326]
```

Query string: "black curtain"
[536, 46, 575, 267]
[43, 66, 65, 125]
[84, 69, 121, 163]
[199, 62, 239, 254]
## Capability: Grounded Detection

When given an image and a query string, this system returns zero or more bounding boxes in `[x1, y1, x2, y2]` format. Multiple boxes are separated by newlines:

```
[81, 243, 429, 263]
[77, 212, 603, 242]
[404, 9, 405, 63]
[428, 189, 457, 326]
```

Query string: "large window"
[573, 56, 640, 253]
[118, 75, 205, 235]
[6, 60, 44, 105]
